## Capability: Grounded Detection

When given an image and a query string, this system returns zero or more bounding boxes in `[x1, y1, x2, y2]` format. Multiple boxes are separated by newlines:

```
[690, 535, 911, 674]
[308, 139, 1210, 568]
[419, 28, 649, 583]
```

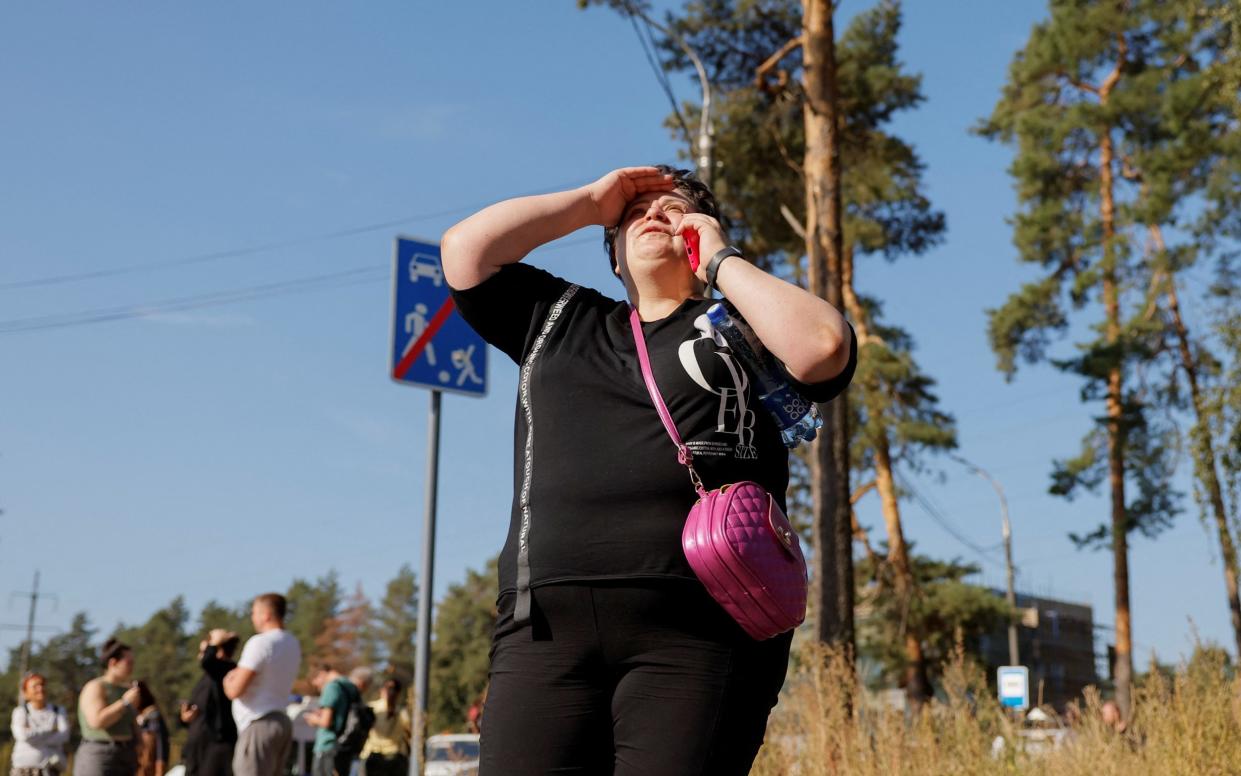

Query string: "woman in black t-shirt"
[442, 165, 855, 776]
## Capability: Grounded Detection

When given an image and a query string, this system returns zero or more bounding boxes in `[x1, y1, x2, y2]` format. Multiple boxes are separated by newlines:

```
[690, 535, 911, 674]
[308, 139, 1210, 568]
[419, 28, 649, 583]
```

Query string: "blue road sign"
[390, 237, 487, 397]
[997, 666, 1030, 710]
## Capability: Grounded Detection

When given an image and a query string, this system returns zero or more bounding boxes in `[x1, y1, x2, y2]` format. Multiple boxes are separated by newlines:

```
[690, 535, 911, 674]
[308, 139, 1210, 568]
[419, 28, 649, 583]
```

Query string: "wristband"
[705, 246, 743, 296]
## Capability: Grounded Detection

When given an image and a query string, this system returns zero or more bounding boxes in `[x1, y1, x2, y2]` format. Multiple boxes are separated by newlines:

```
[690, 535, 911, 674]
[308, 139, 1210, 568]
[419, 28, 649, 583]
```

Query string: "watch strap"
[705, 246, 743, 296]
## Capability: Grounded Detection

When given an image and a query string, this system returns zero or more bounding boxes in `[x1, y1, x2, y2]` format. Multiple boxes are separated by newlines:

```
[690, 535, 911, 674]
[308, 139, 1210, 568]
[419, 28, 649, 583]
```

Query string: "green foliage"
[194, 600, 254, 645]
[374, 564, 418, 683]
[428, 558, 498, 733]
[284, 572, 342, 680]
[0, 565, 429, 746]
[1050, 428, 1107, 501]
[974, 0, 1232, 554]
[113, 597, 198, 711]
[988, 277, 1069, 379]
[856, 551, 1010, 691]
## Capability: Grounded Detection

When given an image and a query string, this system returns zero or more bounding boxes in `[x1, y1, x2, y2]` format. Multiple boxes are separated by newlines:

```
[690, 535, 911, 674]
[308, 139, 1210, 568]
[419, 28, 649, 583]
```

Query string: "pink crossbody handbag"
[628, 306, 808, 640]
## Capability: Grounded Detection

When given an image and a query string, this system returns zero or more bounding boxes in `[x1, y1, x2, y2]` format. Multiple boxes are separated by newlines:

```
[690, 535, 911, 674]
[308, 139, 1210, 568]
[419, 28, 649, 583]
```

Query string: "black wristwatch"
[704, 246, 743, 296]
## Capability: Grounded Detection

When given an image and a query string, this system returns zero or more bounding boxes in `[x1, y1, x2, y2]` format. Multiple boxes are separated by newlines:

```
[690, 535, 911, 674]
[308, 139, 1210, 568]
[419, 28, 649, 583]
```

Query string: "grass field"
[751, 645, 1241, 776]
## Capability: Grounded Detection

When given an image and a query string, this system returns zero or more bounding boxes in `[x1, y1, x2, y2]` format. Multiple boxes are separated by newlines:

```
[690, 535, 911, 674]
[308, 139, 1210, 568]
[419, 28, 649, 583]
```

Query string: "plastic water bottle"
[706, 303, 822, 448]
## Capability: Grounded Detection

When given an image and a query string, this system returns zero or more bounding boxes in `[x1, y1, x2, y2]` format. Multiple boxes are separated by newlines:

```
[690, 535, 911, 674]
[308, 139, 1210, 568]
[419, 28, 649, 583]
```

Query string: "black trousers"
[479, 581, 792, 776]
[184, 739, 235, 776]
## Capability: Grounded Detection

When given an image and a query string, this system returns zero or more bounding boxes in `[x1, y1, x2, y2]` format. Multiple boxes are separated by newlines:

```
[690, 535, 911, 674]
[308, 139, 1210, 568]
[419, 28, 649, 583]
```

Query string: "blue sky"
[0, 1, 1231, 670]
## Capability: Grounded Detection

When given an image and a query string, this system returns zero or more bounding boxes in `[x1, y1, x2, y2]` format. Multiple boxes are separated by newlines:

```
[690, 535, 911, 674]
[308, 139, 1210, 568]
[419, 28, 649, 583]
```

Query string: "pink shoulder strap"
[628, 305, 707, 497]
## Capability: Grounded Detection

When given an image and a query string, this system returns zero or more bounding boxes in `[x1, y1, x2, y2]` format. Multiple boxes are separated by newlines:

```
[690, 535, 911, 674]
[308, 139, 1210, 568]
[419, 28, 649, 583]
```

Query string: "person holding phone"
[182, 629, 241, 776]
[75, 639, 141, 776]
[441, 165, 856, 775]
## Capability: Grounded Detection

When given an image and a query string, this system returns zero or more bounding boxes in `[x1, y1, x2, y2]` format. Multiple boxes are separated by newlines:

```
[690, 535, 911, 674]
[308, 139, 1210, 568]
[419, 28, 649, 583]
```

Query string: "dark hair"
[220, 635, 241, 659]
[383, 677, 403, 694]
[254, 592, 287, 621]
[135, 680, 157, 712]
[602, 164, 721, 276]
[100, 638, 132, 671]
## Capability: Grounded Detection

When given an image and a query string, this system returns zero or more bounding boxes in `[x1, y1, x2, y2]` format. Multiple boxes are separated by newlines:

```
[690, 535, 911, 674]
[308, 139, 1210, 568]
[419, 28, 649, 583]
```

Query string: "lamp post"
[953, 455, 1019, 666]
[621, 4, 713, 186]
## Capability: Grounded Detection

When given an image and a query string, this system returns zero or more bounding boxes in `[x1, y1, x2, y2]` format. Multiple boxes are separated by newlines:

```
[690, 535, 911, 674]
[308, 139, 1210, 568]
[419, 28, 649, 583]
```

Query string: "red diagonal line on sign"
[394, 296, 456, 380]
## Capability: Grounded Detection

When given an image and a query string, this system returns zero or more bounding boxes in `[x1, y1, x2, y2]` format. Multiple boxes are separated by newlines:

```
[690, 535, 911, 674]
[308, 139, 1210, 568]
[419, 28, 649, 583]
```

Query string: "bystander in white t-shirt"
[10, 702, 70, 769]
[232, 628, 301, 732]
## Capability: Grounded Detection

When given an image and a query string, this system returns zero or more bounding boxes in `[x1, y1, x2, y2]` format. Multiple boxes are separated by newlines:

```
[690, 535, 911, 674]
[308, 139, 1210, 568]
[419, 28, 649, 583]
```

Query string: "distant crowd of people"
[10, 592, 412, 776]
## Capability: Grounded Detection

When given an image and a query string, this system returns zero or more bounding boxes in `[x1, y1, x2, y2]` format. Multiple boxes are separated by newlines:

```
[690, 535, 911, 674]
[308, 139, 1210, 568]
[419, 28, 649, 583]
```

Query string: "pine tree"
[976, 0, 1193, 716]
[427, 558, 498, 733]
[1124, 2, 1240, 657]
[332, 583, 378, 671]
[285, 572, 342, 688]
[374, 565, 419, 684]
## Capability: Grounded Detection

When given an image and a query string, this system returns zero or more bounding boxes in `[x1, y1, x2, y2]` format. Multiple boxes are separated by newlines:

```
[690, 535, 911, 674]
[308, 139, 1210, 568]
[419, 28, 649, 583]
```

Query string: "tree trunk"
[843, 244, 927, 703]
[1152, 225, 1241, 657]
[875, 434, 929, 703]
[802, 0, 853, 653]
[1099, 95, 1132, 718]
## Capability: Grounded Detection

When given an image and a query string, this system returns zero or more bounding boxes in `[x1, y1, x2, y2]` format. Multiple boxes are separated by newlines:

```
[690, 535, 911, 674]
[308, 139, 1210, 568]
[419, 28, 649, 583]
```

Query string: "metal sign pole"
[410, 390, 441, 776]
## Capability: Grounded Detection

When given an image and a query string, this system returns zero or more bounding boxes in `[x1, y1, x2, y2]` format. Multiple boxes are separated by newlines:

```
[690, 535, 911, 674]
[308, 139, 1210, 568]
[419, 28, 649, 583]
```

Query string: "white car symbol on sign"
[409, 254, 444, 286]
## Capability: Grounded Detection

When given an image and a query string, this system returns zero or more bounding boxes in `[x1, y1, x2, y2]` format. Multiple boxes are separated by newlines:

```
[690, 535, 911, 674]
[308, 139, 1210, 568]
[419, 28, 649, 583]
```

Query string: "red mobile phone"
[684, 228, 701, 272]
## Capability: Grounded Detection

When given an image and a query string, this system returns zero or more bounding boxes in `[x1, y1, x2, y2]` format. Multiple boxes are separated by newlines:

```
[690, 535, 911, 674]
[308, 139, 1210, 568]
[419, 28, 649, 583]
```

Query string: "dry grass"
[751, 645, 1241, 776]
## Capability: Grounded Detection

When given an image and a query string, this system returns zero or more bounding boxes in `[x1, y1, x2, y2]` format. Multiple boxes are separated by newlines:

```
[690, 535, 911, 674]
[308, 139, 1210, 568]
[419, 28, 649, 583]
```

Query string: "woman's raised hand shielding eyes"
[584, 167, 675, 227]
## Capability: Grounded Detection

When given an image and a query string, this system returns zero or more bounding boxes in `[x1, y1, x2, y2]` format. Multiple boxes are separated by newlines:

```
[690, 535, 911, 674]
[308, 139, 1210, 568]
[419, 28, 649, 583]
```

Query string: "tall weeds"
[752, 644, 1241, 775]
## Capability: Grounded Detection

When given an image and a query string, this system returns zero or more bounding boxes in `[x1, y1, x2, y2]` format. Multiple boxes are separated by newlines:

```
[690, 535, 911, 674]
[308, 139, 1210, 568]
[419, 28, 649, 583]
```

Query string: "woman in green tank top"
[74, 639, 141, 776]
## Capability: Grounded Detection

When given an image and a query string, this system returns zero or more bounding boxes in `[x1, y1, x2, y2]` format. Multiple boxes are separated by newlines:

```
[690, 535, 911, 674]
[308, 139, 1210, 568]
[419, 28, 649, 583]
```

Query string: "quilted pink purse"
[629, 306, 808, 640]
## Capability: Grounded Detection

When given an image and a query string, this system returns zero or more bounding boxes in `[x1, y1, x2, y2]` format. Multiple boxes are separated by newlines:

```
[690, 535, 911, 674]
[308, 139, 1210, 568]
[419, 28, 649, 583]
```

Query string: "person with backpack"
[10, 673, 70, 776]
[305, 666, 373, 776]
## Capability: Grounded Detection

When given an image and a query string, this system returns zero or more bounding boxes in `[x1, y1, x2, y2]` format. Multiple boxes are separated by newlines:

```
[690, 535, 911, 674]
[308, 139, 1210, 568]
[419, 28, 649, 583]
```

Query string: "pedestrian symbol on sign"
[405, 303, 438, 367]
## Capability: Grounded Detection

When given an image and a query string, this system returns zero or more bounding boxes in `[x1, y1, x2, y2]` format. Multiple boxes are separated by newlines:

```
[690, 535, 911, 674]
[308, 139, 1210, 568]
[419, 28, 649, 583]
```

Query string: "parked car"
[424, 733, 480, 776]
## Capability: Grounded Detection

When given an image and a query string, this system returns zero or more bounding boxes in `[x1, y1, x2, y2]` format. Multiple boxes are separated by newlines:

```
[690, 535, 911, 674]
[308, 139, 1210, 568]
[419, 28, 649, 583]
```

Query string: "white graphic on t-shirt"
[678, 313, 757, 459]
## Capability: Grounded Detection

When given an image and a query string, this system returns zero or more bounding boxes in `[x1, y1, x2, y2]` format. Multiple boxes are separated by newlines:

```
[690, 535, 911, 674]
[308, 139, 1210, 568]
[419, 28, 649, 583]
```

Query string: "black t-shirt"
[451, 263, 856, 600]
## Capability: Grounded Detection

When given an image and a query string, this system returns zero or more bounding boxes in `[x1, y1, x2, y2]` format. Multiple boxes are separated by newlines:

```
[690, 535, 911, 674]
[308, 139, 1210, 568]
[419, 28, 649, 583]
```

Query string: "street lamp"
[952, 454, 1019, 666]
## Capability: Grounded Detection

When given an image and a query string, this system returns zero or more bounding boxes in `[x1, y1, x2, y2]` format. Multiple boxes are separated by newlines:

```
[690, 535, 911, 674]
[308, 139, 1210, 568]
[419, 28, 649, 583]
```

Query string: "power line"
[0, 235, 600, 335]
[0, 178, 593, 292]
[895, 471, 1003, 566]
[623, 1, 693, 145]
[0, 267, 386, 334]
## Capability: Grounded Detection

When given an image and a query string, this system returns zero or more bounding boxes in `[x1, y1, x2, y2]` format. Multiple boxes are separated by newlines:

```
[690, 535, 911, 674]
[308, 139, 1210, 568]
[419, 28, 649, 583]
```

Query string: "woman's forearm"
[90, 699, 131, 731]
[441, 187, 599, 289]
[713, 259, 851, 385]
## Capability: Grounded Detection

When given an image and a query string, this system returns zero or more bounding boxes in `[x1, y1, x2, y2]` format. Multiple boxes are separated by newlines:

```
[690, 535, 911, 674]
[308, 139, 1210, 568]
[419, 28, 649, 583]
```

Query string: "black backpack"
[335, 682, 375, 755]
